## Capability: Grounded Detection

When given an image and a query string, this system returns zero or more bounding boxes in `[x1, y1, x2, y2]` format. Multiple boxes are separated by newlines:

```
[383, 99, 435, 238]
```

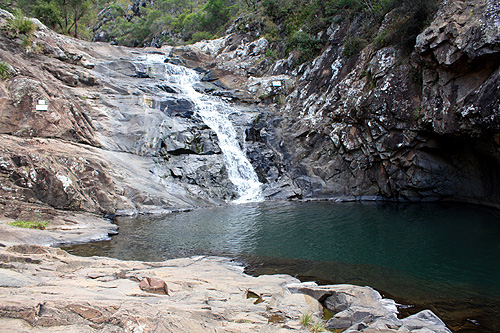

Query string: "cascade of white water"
[142, 54, 263, 203]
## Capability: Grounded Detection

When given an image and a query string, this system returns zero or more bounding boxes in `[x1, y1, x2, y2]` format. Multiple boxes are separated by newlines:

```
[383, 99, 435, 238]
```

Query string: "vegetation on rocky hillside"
[1, 0, 438, 63]
[0, 61, 13, 80]
[1, 0, 100, 38]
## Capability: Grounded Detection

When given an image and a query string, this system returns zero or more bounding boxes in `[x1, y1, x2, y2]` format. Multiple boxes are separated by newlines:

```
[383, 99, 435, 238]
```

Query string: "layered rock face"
[267, 0, 500, 206]
[0, 13, 119, 220]
[164, 0, 500, 207]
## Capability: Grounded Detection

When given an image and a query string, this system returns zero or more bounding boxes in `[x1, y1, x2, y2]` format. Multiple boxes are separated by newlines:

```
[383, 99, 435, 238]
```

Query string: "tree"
[66, 0, 91, 38]
[33, 1, 63, 30]
[202, 0, 231, 33]
[15, 0, 93, 38]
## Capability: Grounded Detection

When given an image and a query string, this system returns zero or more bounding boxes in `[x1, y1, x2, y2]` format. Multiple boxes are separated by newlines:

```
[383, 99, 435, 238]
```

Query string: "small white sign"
[271, 80, 282, 87]
[35, 100, 48, 111]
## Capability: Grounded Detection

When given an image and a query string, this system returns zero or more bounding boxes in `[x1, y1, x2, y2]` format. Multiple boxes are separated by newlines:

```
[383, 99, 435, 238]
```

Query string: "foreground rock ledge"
[0, 245, 450, 332]
[0, 214, 117, 247]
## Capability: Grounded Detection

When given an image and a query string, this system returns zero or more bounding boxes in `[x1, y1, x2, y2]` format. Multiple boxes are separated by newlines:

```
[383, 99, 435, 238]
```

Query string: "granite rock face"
[416, 0, 500, 134]
[0, 135, 118, 215]
[259, 0, 500, 206]
[0, 12, 256, 221]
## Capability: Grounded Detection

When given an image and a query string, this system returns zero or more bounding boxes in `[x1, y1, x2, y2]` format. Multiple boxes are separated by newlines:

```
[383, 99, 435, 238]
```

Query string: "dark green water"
[63, 201, 500, 332]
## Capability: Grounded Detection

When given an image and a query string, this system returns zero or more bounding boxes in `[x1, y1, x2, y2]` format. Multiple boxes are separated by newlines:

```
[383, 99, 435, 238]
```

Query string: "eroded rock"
[286, 282, 451, 333]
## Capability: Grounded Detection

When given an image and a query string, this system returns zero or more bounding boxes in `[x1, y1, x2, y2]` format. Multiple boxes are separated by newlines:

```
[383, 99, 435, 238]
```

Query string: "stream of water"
[141, 54, 262, 203]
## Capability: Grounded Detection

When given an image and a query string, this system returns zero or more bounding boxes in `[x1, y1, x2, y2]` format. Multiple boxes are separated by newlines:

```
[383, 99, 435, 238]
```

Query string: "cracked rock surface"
[0, 244, 450, 332]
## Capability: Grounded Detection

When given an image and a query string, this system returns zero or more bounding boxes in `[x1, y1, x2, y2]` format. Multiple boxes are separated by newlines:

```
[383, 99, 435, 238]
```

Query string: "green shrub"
[190, 31, 214, 43]
[33, 1, 62, 30]
[201, 0, 232, 33]
[397, 0, 438, 54]
[373, 30, 388, 49]
[265, 48, 277, 59]
[413, 107, 422, 120]
[287, 30, 321, 64]
[0, 61, 12, 80]
[371, 0, 438, 54]
[109, 3, 126, 17]
[342, 36, 367, 58]
[5, 9, 36, 38]
[8, 220, 49, 230]
[262, 17, 280, 41]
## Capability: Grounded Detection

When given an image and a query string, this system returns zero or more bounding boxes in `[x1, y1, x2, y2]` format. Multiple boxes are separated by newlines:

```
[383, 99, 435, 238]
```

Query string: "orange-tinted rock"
[139, 277, 169, 295]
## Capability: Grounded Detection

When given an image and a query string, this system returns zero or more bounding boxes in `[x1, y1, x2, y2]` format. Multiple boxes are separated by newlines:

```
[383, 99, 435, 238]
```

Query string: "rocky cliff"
[270, 0, 500, 206]
[189, 0, 500, 206]
[0, 0, 499, 227]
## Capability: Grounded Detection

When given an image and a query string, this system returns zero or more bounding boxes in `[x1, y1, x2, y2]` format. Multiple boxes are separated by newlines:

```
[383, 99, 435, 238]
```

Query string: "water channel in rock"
[140, 53, 263, 203]
[64, 201, 500, 332]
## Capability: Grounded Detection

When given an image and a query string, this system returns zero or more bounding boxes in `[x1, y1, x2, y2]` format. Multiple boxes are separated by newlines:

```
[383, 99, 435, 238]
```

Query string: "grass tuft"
[8, 220, 49, 230]
[5, 10, 36, 38]
[310, 320, 327, 332]
[0, 61, 12, 80]
[300, 312, 329, 332]
[300, 312, 314, 327]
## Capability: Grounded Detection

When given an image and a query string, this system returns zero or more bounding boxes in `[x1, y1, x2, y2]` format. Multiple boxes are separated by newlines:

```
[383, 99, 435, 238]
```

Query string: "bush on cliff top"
[4, 9, 36, 38]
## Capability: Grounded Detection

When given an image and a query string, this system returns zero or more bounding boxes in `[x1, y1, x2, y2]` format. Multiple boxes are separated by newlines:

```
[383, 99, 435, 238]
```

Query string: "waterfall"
[142, 54, 263, 203]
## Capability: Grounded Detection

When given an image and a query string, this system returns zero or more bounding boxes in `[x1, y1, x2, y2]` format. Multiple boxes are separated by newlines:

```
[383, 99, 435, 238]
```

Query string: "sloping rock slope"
[0, 9, 246, 228]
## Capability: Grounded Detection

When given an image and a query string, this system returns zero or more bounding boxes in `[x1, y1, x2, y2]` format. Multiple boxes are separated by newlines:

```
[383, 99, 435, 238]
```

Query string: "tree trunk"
[319, 0, 325, 17]
[74, 11, 78, 38]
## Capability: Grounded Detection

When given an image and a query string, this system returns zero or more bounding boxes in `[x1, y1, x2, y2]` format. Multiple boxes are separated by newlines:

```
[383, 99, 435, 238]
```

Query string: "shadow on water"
[62, 201, 500, 332]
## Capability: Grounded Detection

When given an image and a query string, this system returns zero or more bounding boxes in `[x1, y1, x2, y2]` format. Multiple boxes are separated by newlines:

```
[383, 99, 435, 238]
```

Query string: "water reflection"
[65, 201, 500, 298]
[63, 201, 500, 331]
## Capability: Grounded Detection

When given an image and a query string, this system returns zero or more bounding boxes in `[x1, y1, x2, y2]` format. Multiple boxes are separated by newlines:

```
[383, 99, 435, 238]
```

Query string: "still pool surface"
[63, 201, 500, 331]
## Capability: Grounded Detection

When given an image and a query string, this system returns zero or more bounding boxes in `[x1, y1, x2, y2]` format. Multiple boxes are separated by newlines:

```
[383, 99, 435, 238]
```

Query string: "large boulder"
[286, 282, 451, 332]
